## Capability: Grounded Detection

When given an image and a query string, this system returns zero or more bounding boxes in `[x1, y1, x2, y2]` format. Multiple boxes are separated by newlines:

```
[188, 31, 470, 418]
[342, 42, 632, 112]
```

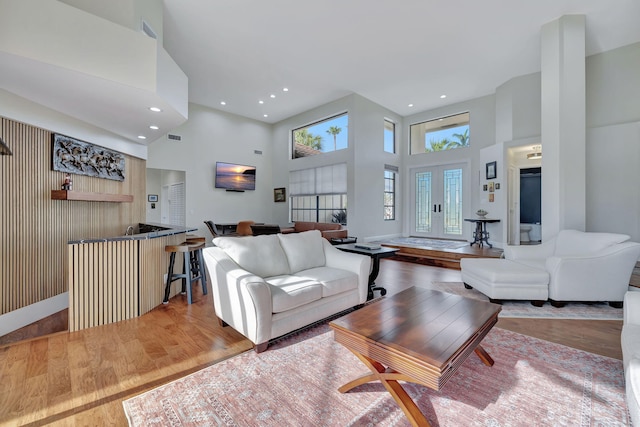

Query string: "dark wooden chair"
[204, 220, 220, 238]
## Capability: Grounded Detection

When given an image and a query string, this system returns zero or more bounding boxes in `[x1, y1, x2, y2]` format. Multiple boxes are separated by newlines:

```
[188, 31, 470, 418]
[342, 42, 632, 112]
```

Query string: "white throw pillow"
[277, 230, 326, 273]
[554, 230, 629, 256]
[213, 234, 290, 277]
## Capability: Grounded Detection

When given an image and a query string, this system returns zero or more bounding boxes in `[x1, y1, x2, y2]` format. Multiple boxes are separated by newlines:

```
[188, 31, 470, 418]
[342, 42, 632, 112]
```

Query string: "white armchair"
[504, 230, 640, 307]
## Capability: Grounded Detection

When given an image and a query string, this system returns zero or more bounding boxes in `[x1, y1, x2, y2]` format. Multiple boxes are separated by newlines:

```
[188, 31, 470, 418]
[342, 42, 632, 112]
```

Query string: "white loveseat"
[203, 230, 371, 352]
[461, 230, 640, 307]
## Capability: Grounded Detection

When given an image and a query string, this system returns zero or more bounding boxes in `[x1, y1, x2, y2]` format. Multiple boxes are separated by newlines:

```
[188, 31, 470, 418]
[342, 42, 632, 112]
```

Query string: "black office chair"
[204, 220, 220, 238]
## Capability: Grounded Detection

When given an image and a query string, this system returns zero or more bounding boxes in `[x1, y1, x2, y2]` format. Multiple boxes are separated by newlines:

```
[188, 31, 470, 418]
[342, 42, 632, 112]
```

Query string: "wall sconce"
[527, 145, 541, 160]
[0, 137, 12, 155]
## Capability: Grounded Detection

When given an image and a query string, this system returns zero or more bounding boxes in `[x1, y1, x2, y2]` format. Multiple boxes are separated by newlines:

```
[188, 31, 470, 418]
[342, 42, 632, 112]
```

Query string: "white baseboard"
[0, 292, 68, 337]
[363, 233, 403, 242]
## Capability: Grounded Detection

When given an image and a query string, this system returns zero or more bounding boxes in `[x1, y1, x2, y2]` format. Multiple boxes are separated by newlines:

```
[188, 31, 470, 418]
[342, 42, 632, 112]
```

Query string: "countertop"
[68, 222, 197, 244]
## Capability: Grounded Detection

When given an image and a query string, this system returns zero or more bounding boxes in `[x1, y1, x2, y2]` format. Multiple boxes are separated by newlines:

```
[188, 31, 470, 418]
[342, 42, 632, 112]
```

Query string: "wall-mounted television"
[215, 161, 256, 191]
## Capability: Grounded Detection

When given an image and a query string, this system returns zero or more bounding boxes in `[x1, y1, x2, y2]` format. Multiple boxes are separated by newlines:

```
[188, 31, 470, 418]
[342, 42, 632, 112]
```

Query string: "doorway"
[410, 163, 466, 239]
[520, 167, 541, 242]
[146, 168, 186, 226]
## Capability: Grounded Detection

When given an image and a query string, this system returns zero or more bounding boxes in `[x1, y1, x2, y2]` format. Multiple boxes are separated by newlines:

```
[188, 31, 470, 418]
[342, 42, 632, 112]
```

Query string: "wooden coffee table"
[329, 286, 502, 427]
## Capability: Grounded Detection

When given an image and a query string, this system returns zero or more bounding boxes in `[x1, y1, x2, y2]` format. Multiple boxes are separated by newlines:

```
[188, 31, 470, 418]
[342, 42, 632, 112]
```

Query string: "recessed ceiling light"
[137, 135, 147, 140]
[149, 125, 159, 130]
[220, 101, 226, 106]
[270, 94, 276, 98]
[149, 107, 161, 112]
[440, 95, 447, 99]
[263, 114, 268, 118]
[259, 100, 264, 104]
[408, 103, 414, 107]
[283, 88, 289, 92]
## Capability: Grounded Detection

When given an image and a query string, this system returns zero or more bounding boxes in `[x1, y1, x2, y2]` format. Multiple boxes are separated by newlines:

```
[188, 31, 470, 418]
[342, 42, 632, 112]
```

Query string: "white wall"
[270, 94, 403, 240]
[402, 95, 496, 241]
[0, 89, 147, 158]
[585, 42, 640, 241]
[146, 103, 273, 239]
[59, 0, 163, 43]
[144, 43, 640, 244]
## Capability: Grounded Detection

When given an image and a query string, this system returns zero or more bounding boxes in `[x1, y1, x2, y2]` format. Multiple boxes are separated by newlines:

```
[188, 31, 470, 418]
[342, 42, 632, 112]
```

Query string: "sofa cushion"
[554, 230, 629, 256]
[265, 275, 323, 313]
[296, 266, 358, 298]
[278, 230, 326, 273]
[213, 234, 290, 277]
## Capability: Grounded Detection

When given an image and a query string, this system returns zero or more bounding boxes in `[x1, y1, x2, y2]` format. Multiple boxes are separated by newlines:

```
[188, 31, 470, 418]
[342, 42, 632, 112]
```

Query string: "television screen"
[215, 162, 256, 191]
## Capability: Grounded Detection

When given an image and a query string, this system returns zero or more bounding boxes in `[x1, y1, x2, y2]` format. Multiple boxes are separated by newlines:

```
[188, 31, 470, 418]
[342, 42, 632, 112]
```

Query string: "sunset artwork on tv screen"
[215, 162, 256, 191]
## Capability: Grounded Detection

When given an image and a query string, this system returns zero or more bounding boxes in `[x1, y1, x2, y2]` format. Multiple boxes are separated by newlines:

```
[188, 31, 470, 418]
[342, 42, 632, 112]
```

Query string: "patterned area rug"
[428, 282, 623, 320]
[123, 323, 627, 426]
[377, 237, 469, 250]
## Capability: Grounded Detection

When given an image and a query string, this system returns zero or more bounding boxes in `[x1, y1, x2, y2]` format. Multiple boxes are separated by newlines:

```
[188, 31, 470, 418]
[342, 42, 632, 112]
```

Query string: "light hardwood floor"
[0, 259, 623, 426]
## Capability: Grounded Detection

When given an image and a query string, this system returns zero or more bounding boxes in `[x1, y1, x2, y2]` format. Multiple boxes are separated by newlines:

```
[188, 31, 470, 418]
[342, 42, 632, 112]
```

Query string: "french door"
[410, 164, 465, 239]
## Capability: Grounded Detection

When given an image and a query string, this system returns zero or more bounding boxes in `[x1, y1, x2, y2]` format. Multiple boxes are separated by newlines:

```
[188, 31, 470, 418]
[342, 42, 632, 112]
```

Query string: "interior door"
[410, 164, 465, 239]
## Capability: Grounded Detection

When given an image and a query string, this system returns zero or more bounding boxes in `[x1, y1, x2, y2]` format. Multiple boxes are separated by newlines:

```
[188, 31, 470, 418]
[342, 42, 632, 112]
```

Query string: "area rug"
[427, 282, 624, 320]
[377, 237, 469, 250]
[123, 323, 628, 426]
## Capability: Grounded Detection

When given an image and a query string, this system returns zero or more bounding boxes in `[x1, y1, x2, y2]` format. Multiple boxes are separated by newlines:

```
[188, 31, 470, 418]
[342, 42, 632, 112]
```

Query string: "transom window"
[384, 119, 395, 153]
[409, 112, 469, 155]
[292, 113, 348, 159]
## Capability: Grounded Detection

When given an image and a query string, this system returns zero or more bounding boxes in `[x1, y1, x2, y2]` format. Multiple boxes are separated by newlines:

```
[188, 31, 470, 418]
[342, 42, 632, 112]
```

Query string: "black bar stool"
[163, 239, 208, 304]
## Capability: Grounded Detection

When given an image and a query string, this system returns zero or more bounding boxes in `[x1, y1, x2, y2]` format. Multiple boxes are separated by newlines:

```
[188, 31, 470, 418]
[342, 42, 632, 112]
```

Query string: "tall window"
[384, 169, 396, 220]
[384, 119, 395, 153]
[409, 112, 469, 155]
[292, 113, 348, 159]
[289, 164, 347, 224]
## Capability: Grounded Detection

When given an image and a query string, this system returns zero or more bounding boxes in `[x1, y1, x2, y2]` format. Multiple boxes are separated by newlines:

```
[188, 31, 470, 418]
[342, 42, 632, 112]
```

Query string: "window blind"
[289, 163, 347, 196]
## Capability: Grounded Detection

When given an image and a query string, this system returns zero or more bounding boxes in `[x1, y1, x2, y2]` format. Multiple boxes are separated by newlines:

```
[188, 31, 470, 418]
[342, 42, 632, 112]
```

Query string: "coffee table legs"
[340, 350, 431, 427]
[339, 345, 494, 427]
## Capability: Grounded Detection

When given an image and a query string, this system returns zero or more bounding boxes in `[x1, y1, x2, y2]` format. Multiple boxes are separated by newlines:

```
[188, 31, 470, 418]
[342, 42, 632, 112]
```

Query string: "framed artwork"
[488, 182, 494, 192]
[148, 194, 158, 202]
[483, 184, 488, 191]
[489, 193, 495, 202]
[495, 183, 501, 190]
[486, 161, 497, 180]
[52, 133, 125, 181]
[274, 187, 286, 202]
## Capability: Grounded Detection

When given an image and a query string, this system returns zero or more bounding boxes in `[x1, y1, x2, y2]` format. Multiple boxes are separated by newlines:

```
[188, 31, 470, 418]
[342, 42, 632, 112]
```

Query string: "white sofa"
[622, 291, 640, 426]
[203, 230, 371, 352]
[461, 230, 640, 307]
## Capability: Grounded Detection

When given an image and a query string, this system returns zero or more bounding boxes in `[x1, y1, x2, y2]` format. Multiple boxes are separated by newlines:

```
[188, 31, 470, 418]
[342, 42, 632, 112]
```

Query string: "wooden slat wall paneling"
[68, 240, 141, 332]
[1, 116, 146, 323]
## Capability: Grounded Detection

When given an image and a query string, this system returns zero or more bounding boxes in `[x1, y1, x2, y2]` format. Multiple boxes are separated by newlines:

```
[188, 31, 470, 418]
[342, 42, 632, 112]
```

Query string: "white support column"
[540, 15, 586, 240]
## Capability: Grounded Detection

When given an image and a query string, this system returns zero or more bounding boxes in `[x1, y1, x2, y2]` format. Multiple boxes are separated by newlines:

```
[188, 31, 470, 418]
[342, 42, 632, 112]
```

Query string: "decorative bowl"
[476, 209, 488, 218]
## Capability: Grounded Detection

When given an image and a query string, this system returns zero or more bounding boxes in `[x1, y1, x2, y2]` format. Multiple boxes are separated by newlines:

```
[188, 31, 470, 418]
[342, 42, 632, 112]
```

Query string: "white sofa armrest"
[545, 242, 640, 302]
[323, 240, 371, 303]
[625, 291, 640, 326]
[202, 247, 273, 346]
[504, 238, 555, 261]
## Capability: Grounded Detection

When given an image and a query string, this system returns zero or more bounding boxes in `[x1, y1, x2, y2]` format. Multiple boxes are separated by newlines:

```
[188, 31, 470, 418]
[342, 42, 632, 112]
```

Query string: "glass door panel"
[411, 164, 464, 239]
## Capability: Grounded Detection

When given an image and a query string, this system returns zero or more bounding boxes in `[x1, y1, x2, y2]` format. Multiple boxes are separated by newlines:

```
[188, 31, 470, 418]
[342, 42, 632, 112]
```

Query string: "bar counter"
[67, 223, 197, 332]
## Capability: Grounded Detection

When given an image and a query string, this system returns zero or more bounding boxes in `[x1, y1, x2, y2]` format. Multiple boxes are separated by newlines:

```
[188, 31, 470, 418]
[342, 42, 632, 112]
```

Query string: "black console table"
[464, 218, 500, 248]
[335, 243, 399, 300]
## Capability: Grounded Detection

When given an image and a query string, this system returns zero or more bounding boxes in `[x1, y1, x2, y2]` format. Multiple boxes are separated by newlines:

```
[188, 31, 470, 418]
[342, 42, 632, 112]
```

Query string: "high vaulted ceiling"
[163, 0, 640, 124]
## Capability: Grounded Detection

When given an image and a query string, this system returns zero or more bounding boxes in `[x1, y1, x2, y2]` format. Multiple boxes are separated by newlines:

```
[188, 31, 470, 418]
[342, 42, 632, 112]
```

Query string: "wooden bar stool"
[163, 241, 208, 304]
